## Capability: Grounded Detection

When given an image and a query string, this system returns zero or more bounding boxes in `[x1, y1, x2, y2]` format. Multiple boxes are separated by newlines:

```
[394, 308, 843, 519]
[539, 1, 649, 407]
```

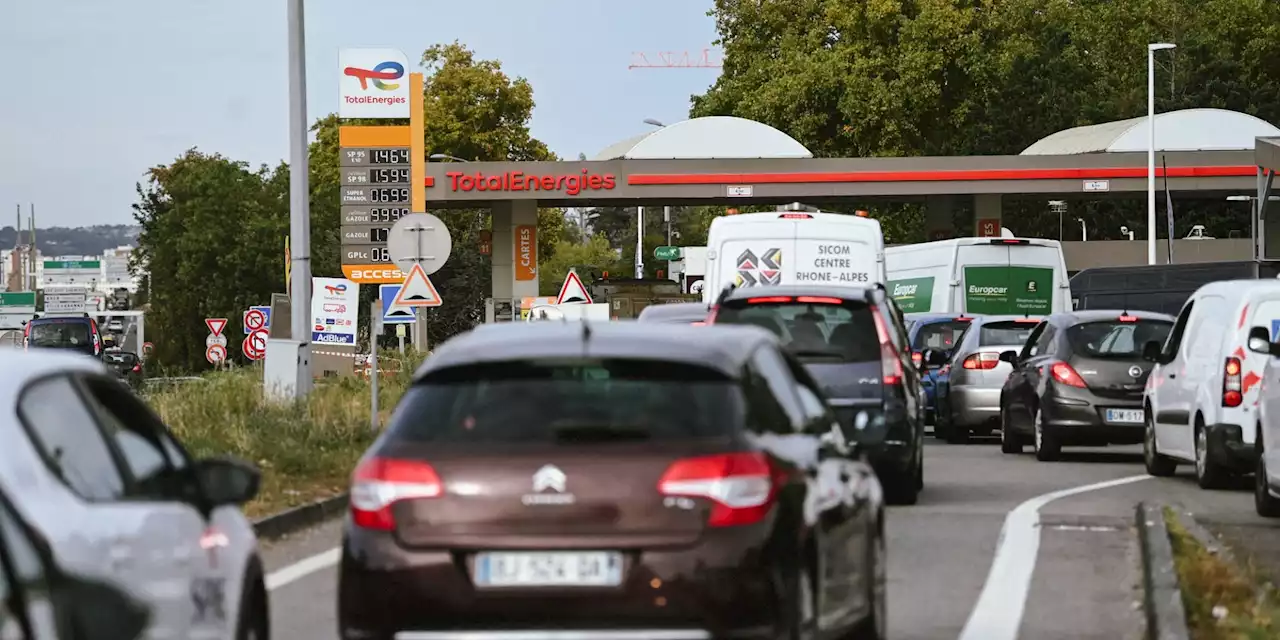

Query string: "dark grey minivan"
[709, 285, 941, 505]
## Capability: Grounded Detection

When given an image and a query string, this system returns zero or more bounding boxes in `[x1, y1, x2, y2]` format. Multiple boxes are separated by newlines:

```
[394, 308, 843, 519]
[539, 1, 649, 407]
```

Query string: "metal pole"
[369, 300, 380, 431]
[664, 206, 672, 276]
[635, 207, 645, 279]
[287, 0, 313, 397]
[1147, 47, 1157, 265]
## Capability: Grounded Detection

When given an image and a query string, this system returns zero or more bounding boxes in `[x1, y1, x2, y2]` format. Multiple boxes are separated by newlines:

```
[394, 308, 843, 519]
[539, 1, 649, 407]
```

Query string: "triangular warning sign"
[385, 308, 413, 317]
[393, 263, 443, 307]
[555, 271, 593, 305]
[205, 318, 227, 336]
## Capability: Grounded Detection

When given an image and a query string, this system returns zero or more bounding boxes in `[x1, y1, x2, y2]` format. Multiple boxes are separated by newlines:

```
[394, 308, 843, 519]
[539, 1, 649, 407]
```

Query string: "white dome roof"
[592, 116, 813, 160]
[1021, 108, 1280, 155]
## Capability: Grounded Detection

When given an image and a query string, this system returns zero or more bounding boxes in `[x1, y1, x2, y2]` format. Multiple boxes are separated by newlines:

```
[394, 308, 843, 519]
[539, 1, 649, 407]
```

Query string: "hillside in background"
[0, 224, 139, 256]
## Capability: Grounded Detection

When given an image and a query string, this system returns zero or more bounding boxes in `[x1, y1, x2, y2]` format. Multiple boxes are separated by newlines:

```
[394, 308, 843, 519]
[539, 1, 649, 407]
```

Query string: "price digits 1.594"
[371, 149, 410, 164]
[370, 168, 410, 184]
[370, 187, 409, 204]
[369, 208, 409, 223]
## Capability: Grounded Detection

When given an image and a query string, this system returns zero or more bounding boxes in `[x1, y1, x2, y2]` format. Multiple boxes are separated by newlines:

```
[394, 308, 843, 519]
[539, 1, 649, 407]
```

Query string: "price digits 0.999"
[369, 208, 409, 223]
[370, 187, 409, 204]
[372, 149, 410, 164]
[370, 168, 410, 184]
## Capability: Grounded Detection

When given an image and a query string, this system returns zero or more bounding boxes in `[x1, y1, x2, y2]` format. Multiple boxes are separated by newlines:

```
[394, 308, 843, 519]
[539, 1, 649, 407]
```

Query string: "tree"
[538, 235, 625, 296]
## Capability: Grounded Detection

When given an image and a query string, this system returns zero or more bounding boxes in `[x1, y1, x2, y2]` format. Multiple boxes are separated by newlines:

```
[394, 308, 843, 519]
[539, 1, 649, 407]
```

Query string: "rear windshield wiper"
[551, 423, 652, 442]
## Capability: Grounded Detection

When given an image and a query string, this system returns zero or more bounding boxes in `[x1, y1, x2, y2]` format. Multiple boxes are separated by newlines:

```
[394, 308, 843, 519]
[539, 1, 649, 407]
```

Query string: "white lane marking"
[957, 474, 1151, 640]
[265, 548, 341, 591]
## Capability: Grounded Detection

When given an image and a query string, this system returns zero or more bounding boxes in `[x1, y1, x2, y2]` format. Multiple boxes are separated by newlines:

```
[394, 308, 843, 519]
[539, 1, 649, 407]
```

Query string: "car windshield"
[28, 321, 91, 348]
[1067, 319, 1174, 358]
[715, 299, 881, 363]
[913, 320, 971, 351]
[978, 320, 1039, 346]
[386, 359, 744, 444]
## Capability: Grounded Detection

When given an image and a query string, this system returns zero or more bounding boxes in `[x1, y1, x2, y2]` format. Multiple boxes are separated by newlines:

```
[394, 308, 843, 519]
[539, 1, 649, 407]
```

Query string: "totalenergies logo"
[324, 283, 348, 294]
[343, 61, 404, 91]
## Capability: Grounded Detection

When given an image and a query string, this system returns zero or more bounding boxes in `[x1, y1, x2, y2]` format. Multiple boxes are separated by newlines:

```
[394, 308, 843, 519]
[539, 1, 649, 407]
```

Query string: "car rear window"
[28, 320, 92, 348]
[913, 320, 971, 351]
[1067, 319, 1173, 358]
[715, 297, 881, 363]
[978, 321, 1039, 346]
[386, 359, 744, 444]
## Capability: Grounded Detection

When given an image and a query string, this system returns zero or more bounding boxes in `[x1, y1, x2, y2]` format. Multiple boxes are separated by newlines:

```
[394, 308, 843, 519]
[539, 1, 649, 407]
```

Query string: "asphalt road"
[259, 437, 1277, 640]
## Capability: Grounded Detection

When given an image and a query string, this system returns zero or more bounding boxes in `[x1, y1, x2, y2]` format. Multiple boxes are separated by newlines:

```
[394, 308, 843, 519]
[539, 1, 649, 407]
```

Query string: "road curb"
[1137, 502, 1191, 640]
[252, 493, 349, 541]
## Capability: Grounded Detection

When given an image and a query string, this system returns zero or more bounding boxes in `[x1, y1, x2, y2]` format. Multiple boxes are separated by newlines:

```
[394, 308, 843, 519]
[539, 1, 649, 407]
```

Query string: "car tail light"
[1050, 362, 1087, 388]
[990, 239, 1030, 245]
[349, 457, 443, 531]
[1013, 318, 1039, 323]
[779, 213, 813, 219]
[659, 453, 779, 527]
[1118, 315, 1139, 322]
[870, 309, 905, 385]
[962, 353, 999, 370]
[911, 351, 923, 367]
[955, 316, 973, 322]
[796, 296, 843, 305]
[1223, 357, 1243, 407]
[746, 296, 793, 304]
[704, 306, 719, 323]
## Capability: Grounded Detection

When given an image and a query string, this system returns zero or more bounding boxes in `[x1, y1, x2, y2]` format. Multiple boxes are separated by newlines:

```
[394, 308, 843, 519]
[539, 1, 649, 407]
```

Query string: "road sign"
[142, 342, 154, 356]
[379, 284, 417, 323]
[205, 318, 228, 336]
[242, 306, 270, 334]
[206, 333, 228, 348]
[44, 286, 87, 314]
[392, 263, 443, 308]
[206, 344, 227, 364]
[340, 126, 413, 285]
[242, 329, 268, 361]
[555, 271, 593, 305]
[654, 245, 681, 261]
[387, 213, 453, 275]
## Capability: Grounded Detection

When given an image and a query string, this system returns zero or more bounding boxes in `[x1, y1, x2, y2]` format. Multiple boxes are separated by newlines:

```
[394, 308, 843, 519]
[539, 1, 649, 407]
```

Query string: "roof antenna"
[1122, 288, 1130, 317]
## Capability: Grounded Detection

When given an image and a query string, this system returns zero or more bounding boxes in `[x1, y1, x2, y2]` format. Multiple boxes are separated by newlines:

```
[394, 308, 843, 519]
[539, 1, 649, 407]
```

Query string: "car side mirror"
[1142, 340, 1164, 363]
[194, 456, 261, 507]
[998, 350, 1018, 365]
[1247, 326, 1275, 356]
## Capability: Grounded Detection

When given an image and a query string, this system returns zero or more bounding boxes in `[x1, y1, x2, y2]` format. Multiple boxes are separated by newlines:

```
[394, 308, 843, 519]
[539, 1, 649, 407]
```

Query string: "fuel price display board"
[339, 126, 412, 283]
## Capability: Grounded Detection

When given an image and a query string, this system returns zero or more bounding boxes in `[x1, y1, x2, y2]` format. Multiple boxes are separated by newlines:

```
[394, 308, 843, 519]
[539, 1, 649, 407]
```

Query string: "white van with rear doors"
[1142, 279, 1280, 489]
[884, 237, 1071, 315]
[702, 210, 887, 304]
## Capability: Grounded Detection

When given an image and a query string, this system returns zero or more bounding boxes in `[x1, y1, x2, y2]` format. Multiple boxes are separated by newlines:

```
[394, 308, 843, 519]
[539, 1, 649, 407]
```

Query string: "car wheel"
[914, 451, 924, 491]
[845, 521, 886, 640]
[1143, 410, 1177, 477]
[884, 465, 920, 506]
[934, 406, 952, 441]
[1032, 407, 1061, 462]
[945, 419, 970, 445]
[236, 559, 270, 640]
[1256, 453, 1280, 518]
[1194, 420, 1230, 490]
[1000, 405, 1022, 454]
[783, 564, 817, 640]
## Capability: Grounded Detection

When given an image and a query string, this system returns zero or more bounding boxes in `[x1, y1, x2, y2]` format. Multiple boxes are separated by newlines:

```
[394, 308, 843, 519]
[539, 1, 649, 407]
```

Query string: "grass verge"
[144, 350, 425, 518]
[1164, 508, 1280, 639]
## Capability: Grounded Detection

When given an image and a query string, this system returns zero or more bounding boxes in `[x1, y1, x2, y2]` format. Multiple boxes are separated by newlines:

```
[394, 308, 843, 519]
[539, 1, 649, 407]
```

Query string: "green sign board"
[963, 266, 1053, 314]
[43, 260, 100, 270]
[653, 246, 682, 261]
[888, 277, 935, 313]
[0, 292, 35, 308]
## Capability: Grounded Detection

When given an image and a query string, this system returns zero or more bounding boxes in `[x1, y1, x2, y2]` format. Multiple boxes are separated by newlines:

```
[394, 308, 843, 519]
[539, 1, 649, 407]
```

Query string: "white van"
[884, 237, 1071, 315]
[1143, 279, 1280, 489]
[702, 211, 887, 304]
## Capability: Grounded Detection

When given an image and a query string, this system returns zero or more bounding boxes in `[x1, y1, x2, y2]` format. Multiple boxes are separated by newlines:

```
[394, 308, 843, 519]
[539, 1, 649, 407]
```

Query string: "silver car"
[936, 315, 1042, 443]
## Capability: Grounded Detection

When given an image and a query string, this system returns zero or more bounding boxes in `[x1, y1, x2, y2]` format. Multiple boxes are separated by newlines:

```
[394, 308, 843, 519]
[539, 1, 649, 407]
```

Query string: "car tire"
[1194, 419, 1230, 490]
[845, 520, 886, 640]
[884, 465, 920, 506]
[1000, 406, 1022, 454]
[1256, 453, 1280, 518]
[236, 558, 270, 640]
[782, 564, 817, 640]
[934, 406, 952, 441]
[1032, 407, 1061, 462]
[1143, 410, 1177, 477]
[945, 421, 970, 445]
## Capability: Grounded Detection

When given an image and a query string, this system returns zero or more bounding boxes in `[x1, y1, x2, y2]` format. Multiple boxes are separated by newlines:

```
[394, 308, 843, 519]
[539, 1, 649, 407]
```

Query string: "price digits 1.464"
[372, 149, 410, 164]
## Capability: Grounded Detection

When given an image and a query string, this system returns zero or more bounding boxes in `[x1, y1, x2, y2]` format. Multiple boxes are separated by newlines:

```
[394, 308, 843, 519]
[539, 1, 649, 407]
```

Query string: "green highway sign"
[653, 246, 682, 261]
[0, 292, 35, 308]
[43, 260, 100, 270]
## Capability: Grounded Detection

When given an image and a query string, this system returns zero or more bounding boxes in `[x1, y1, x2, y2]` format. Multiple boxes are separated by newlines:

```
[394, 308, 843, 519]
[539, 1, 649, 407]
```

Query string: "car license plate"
[1105, 409, 1144, 424]
[474, 551, 623, 587]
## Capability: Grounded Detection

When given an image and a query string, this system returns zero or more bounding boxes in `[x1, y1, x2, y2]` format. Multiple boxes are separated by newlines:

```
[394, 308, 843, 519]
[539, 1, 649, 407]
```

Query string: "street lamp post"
[1148, 42, 1176, 265]
[286, 0, 312, 399]
[1077, 218, 1087, 241]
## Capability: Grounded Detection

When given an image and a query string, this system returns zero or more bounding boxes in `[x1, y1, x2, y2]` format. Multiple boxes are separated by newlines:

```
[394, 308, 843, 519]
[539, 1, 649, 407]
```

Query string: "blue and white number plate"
[474, 551, 623, 587]
[1105, 409, 1144, 424]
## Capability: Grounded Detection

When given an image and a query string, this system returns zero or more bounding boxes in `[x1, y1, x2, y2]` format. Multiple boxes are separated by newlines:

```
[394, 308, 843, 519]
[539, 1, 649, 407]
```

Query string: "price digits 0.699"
[369, 208, 409, 223]
[370, 187, 409, 204]
[371, 149, 410, 164]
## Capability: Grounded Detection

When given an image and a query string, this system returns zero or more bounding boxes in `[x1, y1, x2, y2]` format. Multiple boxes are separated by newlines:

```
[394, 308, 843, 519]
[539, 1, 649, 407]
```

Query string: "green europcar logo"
[967, 285, 1008, 296]
[963, 266, 1052, 314]
[888, 276, 935, 313]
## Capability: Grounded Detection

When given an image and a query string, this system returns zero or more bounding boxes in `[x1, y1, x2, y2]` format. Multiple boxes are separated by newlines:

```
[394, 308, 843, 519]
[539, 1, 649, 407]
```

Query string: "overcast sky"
[0, 0, 721, 227]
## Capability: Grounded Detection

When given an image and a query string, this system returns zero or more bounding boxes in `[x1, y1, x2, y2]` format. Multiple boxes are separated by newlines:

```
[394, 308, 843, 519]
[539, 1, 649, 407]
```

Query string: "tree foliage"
[135, 42, 566, 370]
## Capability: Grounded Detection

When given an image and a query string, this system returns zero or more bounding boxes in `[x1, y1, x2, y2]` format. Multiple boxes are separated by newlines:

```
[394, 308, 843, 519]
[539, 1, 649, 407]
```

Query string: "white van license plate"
[474, 551, 623, 587]
[1105, 409, 1144, 424]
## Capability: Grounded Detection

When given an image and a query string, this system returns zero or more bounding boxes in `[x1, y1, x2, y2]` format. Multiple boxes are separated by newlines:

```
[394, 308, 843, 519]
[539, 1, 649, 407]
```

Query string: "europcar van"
[885, 237, 1071, 315]
[702, 210, 887, 304]
[1143, 280, 1280, 489]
